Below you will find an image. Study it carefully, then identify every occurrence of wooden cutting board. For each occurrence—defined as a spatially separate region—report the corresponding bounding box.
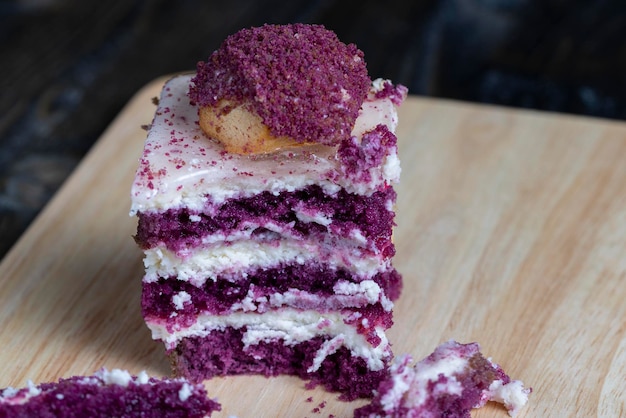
[1,76,625,417]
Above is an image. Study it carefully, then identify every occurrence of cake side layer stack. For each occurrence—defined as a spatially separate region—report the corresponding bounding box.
[131,74,404,400]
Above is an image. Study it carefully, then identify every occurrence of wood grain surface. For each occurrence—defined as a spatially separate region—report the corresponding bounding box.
[1,77,625,417]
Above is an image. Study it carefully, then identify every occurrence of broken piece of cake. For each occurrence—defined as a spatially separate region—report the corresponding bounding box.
[354,340,531,418]
[0,369,220,417]
[131,23,406,400]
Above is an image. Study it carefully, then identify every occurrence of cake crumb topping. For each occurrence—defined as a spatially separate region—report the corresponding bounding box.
[189,23,370,147]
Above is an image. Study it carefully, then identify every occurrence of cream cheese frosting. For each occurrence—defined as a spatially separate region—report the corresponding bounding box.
[130,75,401,215]
[143,239,392,287]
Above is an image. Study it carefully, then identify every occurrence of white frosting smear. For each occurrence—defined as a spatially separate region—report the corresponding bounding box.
[130,74,401,215]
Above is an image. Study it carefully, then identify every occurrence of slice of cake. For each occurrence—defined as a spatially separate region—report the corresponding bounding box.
[0,369,220,418]
[131,24,406,400]
[354,340,531,418]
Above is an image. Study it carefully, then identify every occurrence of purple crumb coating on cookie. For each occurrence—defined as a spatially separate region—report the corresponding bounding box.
[337,124,398,184]
[374,80,409,106]
[141,266,402,320]
[171,329,388,400]
[188,23,370,145]
[0,372,220,418]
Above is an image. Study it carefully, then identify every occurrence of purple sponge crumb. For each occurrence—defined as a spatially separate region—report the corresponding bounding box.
[141,266,402,320]
[337,124,398,184]
[188,24,370,145]
[171,329,388,400]
[0,370,220,418]
[135,185,396,256]
[374,80,409,105]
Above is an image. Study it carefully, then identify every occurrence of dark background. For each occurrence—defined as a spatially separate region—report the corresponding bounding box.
[1,0,625,258]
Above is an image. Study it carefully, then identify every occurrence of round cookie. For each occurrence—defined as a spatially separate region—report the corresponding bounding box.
[189,24,370,154]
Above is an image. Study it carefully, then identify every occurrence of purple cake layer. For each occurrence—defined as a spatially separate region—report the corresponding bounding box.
[142,265,402,319]
[170,328,388,401]
[135,185,396,257]
[0,370,220,418]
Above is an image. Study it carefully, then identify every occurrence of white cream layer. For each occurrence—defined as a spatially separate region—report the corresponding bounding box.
[143,239,391,287]
[146,308,390,371]
[130,75,401,215]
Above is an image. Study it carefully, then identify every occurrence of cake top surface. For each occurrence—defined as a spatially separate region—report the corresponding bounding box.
[188,23,370,146]
[131,75,402,214]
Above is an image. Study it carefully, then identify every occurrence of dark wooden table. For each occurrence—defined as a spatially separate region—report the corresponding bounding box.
[1,0,625,258]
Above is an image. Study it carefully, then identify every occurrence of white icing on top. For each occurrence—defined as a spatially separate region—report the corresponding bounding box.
[130,74,401,215]
[1,387,19,399]
[145,308,391,370]
[136,370,150,385]
[178,382,193,402]
[26,381,40,398]
[0,368,199,407]
[0,382,41,406]
[98,369,132,386]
